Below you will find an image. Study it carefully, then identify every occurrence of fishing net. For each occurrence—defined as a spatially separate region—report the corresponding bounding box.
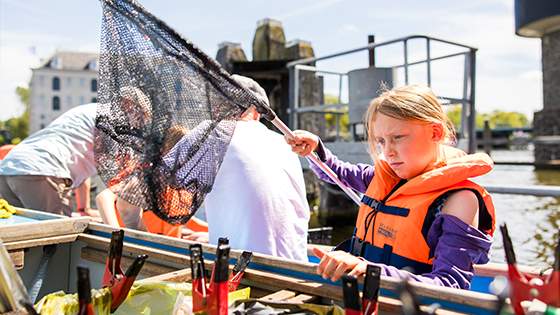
[95,0,273,225]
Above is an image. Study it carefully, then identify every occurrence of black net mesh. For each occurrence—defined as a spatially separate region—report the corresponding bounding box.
[95,0,268,225]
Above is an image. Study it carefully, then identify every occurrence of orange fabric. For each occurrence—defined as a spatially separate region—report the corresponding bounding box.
[0,144,15,160]
[114,197,182,238]
[107,157,185,238]
[185,217,208,232]
[143,210,182,238]
[112,202,127,228]
[355,146,496,266]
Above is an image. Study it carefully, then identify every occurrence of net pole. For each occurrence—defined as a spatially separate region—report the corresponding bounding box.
[270,117,362,205]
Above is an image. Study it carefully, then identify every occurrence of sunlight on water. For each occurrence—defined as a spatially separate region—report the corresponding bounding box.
[473,149,560,268]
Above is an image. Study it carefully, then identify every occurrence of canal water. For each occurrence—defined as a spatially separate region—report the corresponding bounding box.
[473,149,560,268]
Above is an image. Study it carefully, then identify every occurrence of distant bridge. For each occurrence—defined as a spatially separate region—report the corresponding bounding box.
[475,126,532,148]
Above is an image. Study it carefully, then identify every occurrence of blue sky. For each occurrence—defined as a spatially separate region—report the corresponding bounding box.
[0,0,543,121]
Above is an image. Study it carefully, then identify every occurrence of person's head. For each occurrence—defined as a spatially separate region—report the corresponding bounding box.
[364,85,456,179]
[162,125,189,156]
[120,86,151,128]
[231,74,269,122]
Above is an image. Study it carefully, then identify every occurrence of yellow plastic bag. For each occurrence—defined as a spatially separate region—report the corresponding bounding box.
[34,287,112,315]
[0,199,15,218]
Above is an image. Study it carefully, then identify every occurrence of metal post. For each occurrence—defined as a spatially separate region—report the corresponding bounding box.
[368,35,375,67]
[404,40,409,85]
[289,66,298,130]
[426,38,432,86]
[468,49,477,153]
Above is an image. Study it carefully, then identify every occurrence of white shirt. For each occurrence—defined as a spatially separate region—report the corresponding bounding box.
[204,120,310,261]
[0,103,97,188]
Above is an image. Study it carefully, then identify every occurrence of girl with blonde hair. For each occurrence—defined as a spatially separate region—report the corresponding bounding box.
[286,85,495,289]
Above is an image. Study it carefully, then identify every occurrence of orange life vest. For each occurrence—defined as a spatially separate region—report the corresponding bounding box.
[342,146,495,274]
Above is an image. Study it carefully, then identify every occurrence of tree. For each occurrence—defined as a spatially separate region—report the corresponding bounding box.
[446,106,530,130]
[324,94,349,140]
[6,111,29,143]
[16,86,30,111]
[3,86,30,142]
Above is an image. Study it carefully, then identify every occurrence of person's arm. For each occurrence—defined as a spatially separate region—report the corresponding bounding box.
[75,177,91,215]
[95,189,121,227]
[313,214,492,289]
[184,232,209,243]
[286,130,374,194]
[115,198,148,232]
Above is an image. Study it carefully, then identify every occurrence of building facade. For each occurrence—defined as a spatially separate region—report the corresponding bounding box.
[29,51,99,134]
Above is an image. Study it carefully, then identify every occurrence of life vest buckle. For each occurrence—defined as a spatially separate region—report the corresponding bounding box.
[351,237,366,257]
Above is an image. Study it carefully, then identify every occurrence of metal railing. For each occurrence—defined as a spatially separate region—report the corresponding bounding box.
[287,34,479,153]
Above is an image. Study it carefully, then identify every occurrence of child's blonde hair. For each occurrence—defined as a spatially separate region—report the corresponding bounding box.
[364,85,456,166]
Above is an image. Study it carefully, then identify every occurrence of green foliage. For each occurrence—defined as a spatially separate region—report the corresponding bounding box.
[324,94,349,139]
[446,106,530,130]
[2,86,30,141]
[15,86,30,110]
[6,111,29,141]
[480,110,529,128]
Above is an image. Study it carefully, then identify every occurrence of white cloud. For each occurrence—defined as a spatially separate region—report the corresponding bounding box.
[0,42,42,120]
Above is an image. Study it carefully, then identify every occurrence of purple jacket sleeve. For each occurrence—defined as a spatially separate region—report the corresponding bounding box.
[309,139,375,194]
[365,214,493,289]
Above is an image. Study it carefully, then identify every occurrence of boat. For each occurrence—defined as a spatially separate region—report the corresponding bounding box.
[0,208,554,315]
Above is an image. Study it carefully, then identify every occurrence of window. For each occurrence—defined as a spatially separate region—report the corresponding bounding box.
[40,115,45,120]
[50,57,61,68]
[67,78,72,87]
[40,124,45,129]
[80,78,85,87]
[53,77,60,91]
[67,96,72,106]
[91,79,98,92]
[88,59,98,70]
[80,97,85,105]
[39,76,45,87]
[39,95,45,107]
[91,97,97,103]
[53,96,60,110]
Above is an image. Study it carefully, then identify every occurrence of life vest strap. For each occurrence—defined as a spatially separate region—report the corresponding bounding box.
[335,237,433,275]
[361,195,410,217]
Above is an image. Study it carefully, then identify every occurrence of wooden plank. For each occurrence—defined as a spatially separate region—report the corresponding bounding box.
[289,294,319,304]
[14,208,68,220]
[141,268,192,283]
[260,290,297,301]
[81,246,178,278]
[8,249,24,270]
[78,234,192,266]
[474,262,541,278]
[241,266,343,301]
[0,217,91,243]
[3,234,78,251]
[377,295,470,315]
